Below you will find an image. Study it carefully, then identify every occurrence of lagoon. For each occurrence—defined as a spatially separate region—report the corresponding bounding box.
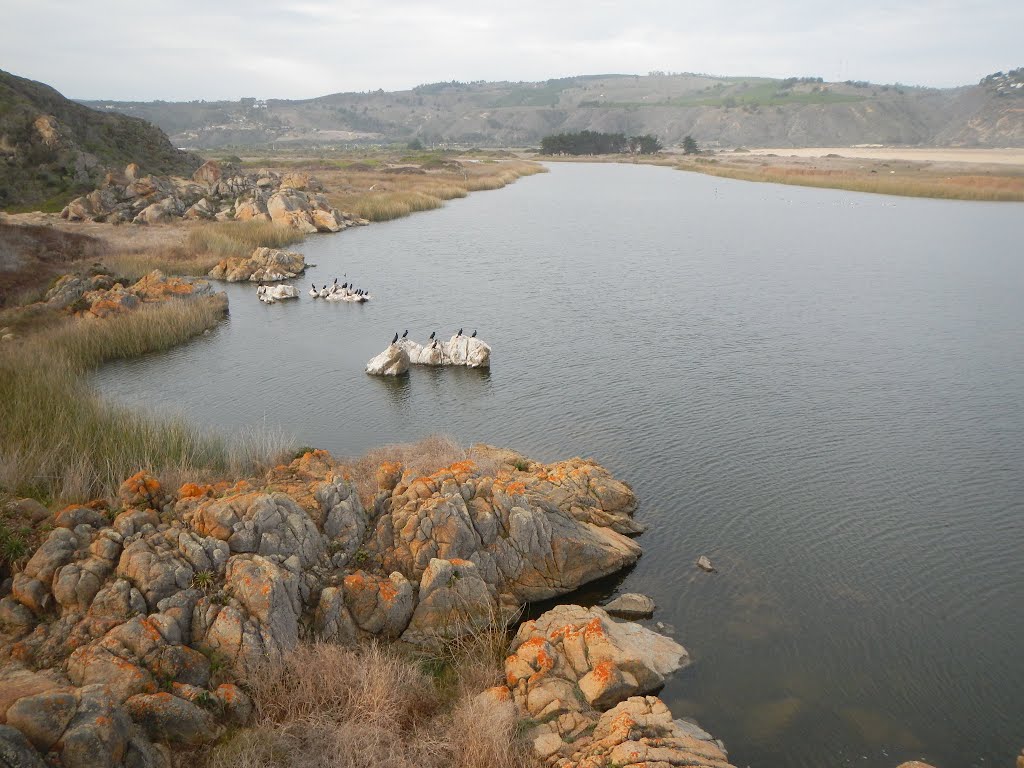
[94,162,1024,768]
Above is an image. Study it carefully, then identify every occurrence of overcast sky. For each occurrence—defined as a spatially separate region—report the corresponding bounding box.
[3,0,1020,101]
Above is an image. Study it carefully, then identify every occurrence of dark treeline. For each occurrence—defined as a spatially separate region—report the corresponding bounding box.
[540,131,662,155]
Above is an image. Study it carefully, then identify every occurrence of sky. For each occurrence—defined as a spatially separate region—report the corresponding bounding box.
[2,0,1021,101]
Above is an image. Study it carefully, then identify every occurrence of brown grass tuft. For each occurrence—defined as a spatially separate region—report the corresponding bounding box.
[192,641,531,768]
[186,221,307,259]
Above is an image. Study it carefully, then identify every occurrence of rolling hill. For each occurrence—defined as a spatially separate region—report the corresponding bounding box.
[80,70,1024,150]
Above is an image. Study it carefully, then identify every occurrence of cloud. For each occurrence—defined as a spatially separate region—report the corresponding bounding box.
[1,0,1020,100]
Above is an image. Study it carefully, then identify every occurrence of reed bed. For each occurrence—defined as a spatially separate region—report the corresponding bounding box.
[186,220,307,259]
[0,298,292,503]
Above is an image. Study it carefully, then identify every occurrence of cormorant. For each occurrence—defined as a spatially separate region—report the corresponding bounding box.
[457,328,463,337]
[391,332,399,345]
[401,330,408,338]
[471,330,477,338]
[429,331,436,341]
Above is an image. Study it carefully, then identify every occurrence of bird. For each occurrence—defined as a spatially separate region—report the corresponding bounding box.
[319,284,329,298]
[471,330,477,338]
[401,330,408,338]
[391,332,399,345]
[428,331,436,341]
[309,283,319,298]
[333,277,338,287]
[457,328,463,337]
[342,282,348,289]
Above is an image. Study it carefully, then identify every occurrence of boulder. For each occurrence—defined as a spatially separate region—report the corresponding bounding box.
[0,724,48,768]
[257,284,299,301]
[603,593,656,620]
[697,555,715,572]
[342,570,414,639]
[365,343,409,376]
[400,558,518,647]
[191,160,222,187]
[124,692,220,745]
[266,189,319,233]
[207,247,305,283]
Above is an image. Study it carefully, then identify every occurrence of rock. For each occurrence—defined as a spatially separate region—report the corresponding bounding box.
[256,284,299,301]
[697,555,715,572]
[208,247,305,283]
[400,558,517,647]
[5,499,50,525]
[54,505,108,530]
[0,724,48,768]
[183,198,215,220]
[191,160,222,187]
[370,456,642,600]
[365,343,409,376]
[233,197,270,223]
[133,198,181,225]
[124,693,220,745]
[58,685,135,768]
[603,593,656,620]
[118,472,165,510]
[342,570,414,639]
[124,163,141,181]
[5,689,78,752]
[403,335,491,369]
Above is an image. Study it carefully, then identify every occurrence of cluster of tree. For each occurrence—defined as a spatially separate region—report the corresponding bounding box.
[539,131,662,155]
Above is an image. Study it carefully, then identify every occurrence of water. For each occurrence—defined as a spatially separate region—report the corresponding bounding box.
[94,163,1024,768]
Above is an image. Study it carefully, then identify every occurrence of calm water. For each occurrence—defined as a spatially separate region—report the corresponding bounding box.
[94,163,1024,768]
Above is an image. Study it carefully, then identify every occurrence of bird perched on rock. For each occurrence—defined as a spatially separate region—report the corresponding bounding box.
[428,331,436,341]
[457,328,463,337]
[471,330,477,338]
[401,330,408,338]
[391,332,399,345]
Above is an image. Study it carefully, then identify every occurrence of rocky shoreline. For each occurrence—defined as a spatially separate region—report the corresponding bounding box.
[0,444,737,768]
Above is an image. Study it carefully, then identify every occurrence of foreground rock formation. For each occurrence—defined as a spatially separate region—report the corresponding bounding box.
[208,246,305,283]
[0,447,644,766]
[60,161,368,232]
[366,334,492,376]
[486,604,734,767]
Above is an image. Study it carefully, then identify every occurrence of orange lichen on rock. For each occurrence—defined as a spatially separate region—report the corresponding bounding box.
[119,471,164,509]
[178,482,215,499]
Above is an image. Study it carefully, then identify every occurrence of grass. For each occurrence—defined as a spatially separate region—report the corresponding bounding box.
[0,297,293,504]
[186,221,307,260]
[100,248,222,282]
[188,640,530,768]
[675,159,1024,201]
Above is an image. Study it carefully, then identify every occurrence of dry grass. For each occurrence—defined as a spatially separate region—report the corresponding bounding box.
[191,641,530,768]
[0,298,294,503]
[674,158,1024,201]
[336,434,499,507]
[186,220,307,259]
[100,248,222,281]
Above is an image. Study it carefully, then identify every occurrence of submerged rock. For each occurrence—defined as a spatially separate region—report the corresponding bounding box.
[697,555,715,572]
[604,593,656,620]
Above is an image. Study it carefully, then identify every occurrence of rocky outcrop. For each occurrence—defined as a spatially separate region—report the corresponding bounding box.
[256,284,299,303]
[603,593,655,620]
[493,604,732,768]
[59,160,368,232]
[39,270,223,320]
[367,335,492,375]
[0,447,645,765]
[208,247,305,283]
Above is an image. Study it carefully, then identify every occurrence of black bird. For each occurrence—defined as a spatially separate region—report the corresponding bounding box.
[342,282,348,289]
[457,328,463,337]
[471,330,477,338]
[391,332,399,345]
[333,277,338,286]
[402,330,408,338]
[429,331,436,341]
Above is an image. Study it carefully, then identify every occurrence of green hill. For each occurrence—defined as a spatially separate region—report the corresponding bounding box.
[0,69,200,211]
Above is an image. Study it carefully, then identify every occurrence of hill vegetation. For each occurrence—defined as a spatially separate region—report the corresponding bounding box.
[80,69,1024,150]
[0,69,200,211]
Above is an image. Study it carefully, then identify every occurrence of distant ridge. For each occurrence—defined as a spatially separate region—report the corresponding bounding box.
[80,70,1024,150]
[0,69,200,211]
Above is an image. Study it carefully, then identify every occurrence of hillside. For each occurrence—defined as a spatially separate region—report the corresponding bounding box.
[0,69,200,211]
[80,71,1024,150]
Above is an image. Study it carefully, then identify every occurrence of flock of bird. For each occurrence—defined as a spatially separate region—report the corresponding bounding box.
[309,277,372,302]
[390,328,477,347]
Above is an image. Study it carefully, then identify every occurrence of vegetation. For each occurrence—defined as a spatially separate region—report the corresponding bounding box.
[540,131,662,155]
[186,220,307,259]
[682,135,699,155]
[0,297,293,504]
[189,639,530,768]
[0,68,199,210]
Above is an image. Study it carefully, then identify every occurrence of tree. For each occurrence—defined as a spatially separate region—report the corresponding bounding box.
[682,135,699,155]
[407,138,424,150]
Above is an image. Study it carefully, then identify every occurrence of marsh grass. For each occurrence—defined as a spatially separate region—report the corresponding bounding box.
[0,298,292,503]
[100,249,222,281]
[322,158,545,223]
[190,640,530,768]
[675,160,1024,201]
[186,221,307,259]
